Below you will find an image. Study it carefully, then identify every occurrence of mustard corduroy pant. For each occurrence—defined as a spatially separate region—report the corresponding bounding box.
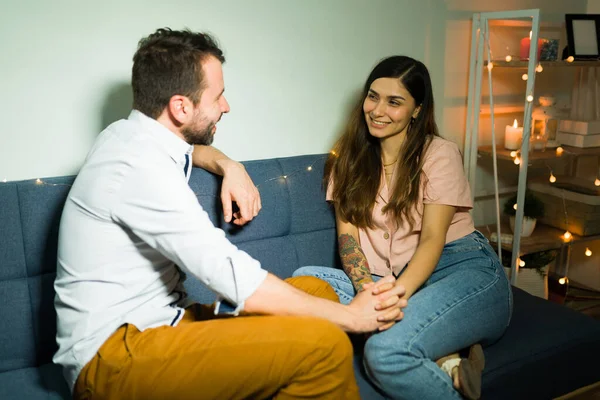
[74,276,360,400]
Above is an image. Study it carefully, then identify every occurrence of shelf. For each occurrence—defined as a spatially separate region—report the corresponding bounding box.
[478,145,571,162]
[477,145,600,161]
[477,222,576,255]
[488,20,563,30]
[479,103,524,115]
[484,60,600,69]
[558,146,600,156]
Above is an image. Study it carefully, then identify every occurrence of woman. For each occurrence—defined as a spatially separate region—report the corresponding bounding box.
[294,56,512,400]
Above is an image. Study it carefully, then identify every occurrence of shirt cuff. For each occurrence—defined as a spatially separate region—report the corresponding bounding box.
[214,297,245,316]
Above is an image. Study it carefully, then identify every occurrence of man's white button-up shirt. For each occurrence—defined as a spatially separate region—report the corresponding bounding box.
[53,110,267,391]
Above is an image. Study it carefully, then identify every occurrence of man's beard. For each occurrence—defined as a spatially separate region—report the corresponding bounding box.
[181,109,216,146]
[182,122,214,146]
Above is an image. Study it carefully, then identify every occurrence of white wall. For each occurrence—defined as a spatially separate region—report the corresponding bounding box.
[588,0,600,13]
[0,0,446,181]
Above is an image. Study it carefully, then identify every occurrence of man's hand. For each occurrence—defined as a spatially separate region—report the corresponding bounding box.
[217,159,261,225]
[346,276,407,333]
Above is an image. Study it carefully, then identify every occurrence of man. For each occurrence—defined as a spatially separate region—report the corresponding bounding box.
[54,28,406,399]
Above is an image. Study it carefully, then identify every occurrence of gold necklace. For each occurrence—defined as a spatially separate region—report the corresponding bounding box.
[383,159,398,167]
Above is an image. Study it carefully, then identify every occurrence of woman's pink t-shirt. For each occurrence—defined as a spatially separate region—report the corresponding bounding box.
[327,137,475,277]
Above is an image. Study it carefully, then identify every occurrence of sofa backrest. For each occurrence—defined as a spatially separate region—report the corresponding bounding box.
[0,154,338,372]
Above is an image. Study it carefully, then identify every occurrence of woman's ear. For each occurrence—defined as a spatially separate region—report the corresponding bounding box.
[412,105,422,119]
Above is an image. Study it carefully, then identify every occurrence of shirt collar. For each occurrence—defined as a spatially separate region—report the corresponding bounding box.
[128,110,194,163]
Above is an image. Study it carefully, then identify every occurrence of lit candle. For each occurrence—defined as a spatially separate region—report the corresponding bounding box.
[520,31,543,60]
[505,119,523,150]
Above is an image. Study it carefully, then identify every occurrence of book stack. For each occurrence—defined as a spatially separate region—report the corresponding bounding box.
[557,120,600,148]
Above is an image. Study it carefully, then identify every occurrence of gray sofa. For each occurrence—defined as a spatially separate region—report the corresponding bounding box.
[1,154,599,399]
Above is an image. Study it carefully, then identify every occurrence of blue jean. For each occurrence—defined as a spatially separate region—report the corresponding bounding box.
[293,230,512,400]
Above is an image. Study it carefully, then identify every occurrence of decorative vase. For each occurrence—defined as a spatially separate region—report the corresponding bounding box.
[509,216,537,237]
[504,265,549,299]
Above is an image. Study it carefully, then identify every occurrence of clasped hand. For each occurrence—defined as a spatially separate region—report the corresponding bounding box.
[348,276,407,333]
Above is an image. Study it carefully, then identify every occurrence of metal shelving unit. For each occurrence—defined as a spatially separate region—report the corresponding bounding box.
[464,9,541,285]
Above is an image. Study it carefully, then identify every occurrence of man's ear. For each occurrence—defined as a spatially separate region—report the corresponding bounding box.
[168,95,192,126]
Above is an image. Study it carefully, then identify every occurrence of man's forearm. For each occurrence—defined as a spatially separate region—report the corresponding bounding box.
[192,145,238,175]
[338,233,374,292]
[244,273,357,332]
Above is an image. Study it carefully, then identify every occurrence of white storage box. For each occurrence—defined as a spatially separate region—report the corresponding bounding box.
[558,120,600,135]
[557,131,600,148]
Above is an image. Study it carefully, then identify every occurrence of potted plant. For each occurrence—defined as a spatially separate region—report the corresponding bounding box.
[501,250,556,299]
[504,190,545,237]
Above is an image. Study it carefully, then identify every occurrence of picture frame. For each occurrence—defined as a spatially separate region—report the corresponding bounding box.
[565,14,600,60]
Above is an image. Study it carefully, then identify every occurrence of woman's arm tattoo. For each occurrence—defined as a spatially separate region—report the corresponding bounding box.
[338,233,374,292]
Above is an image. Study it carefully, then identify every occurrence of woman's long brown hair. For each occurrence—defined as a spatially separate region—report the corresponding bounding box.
[324,56,440,230]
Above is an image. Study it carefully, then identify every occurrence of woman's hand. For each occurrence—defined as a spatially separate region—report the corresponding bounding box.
[347,276,408,332]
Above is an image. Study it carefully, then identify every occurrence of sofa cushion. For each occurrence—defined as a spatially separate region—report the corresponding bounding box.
[0,278,37,372]
[0,178,74,373]
[190,159,291,244]
[0,364,70,400]
[0,184,27,282]
[279,155,336,234]
[482,287,600,399]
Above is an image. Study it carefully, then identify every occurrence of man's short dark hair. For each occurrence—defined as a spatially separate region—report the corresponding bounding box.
[132,28,225,119]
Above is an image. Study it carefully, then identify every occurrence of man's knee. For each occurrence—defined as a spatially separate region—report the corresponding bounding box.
[309,318,354,364]
[285,275,339,302]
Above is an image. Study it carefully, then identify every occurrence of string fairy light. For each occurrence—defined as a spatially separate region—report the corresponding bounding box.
[11,156,326,197]
[514,156,521,165]
[546,164,556,183]
[585,248,592,257]
[556,146,564,156]
[535,64,543,73]
[522,74,528,81]
[526,95,534,102]
[558,277,568,285]
[254,156,325,188]
[510,151,517,158]
[595,178,600,187]
[566,56,574,63]
[505,55,512,62]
